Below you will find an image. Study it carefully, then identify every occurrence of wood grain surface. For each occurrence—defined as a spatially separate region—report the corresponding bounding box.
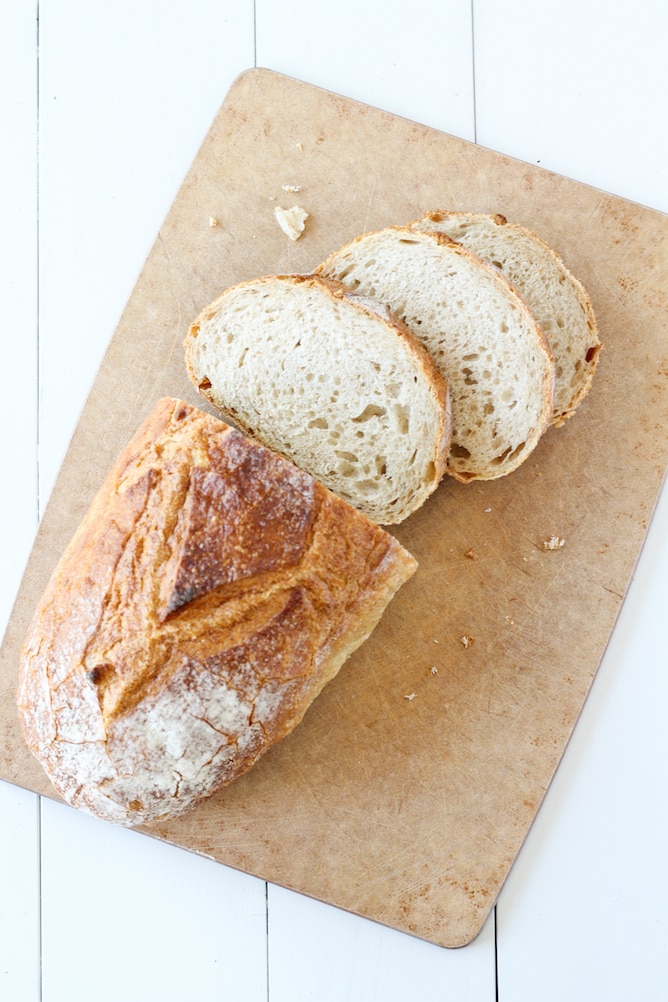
[1,68,667,948]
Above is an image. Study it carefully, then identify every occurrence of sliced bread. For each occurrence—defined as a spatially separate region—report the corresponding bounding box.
[316,226,555,482]
[409,211,601,426]
[184,273,452,524]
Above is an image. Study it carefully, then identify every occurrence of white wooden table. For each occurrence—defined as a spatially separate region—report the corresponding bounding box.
[2,2,667,998]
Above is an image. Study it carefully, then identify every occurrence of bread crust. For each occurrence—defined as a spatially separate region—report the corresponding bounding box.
[17,398,417,827]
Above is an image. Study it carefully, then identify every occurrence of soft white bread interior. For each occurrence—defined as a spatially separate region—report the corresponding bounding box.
[409,211,601,425]
[17,398,417,828]
[185,273,452,524]
[317,226,555,482]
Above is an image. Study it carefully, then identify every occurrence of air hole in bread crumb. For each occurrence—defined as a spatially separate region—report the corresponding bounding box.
[463,368,477,385]
[450,443,471,459]
[355,479,379,494]
[308,417,329,429]
[393,403,410,434]
[492,445,513,466]
[353,404,387,422]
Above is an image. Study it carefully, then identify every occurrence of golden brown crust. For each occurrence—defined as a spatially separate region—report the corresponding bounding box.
[17,398,417,827]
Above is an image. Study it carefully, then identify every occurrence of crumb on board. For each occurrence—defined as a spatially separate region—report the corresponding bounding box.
[404,692,417,701]
[464,548,478,560]
[460,635,474,649]
[430,666,439,676]
[274,204,308,240]
[543,535,566,550]
[282,183,302,192]
[208,216,219,227]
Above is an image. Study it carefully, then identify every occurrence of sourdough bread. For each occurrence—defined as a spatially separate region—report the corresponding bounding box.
[17,398,417,827]
[317,227,554,482]
[185,273,452,524]
[409,211,601,425]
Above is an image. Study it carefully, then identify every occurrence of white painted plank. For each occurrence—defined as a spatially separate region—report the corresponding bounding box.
[256,6,496,996]
[268,886,496,1002]
[40,799,268,1002]
[36,5,266,1001]
[473,0,668,212]
[472,1,668,995]
[256,0,475,140]
[0,1,40,997]
[38,0,256,507]
[0,0,38,634]
[0,783,40,1002]
[496,480,668,1000]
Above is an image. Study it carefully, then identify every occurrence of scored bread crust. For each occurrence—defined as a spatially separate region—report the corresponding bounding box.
[410,211,602,426]
[316,226,555,482]
[17,398,417,828]
[184,272,452,524]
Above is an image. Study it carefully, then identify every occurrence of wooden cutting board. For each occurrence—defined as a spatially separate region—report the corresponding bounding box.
[2,68,667,948]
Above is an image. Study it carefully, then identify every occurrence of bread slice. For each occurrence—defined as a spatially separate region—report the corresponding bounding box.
[17,398,417,828]
[317,226,554,482]
[409,211,601,426]
[184,273,452,524]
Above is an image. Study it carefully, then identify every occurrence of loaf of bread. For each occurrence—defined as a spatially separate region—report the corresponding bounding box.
[316,226,555,482]
[184,272,452,524]
[408,211,601,425]
[17,398,417,828]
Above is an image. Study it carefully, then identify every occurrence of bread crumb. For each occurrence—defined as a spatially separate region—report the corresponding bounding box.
[484,507,492,513]
[208,216,219,228]
[282,183,302,192]
[464,548,478,560]
[404,692,416,701]
[274,205,308,241]
[543,536,566,550]
[430,666,439,676]
[460,635,474,649]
